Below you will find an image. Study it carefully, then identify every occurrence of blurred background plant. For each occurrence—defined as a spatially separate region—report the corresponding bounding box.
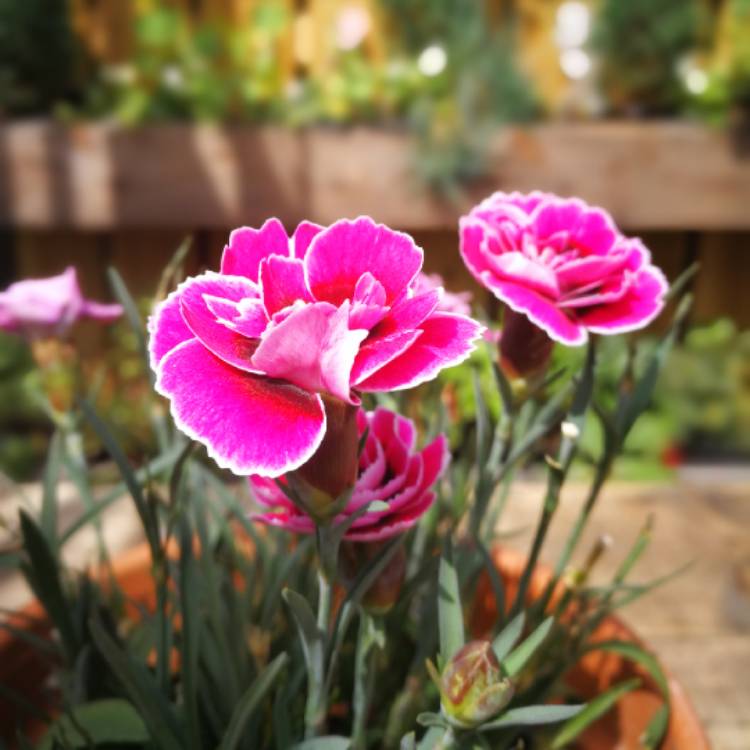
[5,0,749,184]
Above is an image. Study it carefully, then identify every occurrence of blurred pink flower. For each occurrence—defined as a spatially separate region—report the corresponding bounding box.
[251,407,449,541]
[459,191,668,346]
[0,267,122,338]
[413,272,473,316]
[149,217,482,478]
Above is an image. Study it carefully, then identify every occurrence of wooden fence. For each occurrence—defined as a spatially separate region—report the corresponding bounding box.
[2,120,749,327]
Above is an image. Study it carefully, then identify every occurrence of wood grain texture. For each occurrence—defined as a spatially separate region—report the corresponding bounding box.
[2,121,750,230]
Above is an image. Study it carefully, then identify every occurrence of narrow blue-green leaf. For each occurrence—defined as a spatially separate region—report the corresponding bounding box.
[416,712,446,728]
[40,431,63,551]
[551,678,641,749]
[291,737,351,749]
[80,399,157,551]
[283,589,324,682]
[479,703,584,731]
[108,266,150,380]
[218,652,289,750]
[616,294,691,438]
[60,445,184,545]
[179,516,201,750]
[502,616,553,677]
[88,616,184,750]
[581,640,670,749]
[19,510,78,661]
[438,551,464,662]
[37,699,148,749]
[491,611,525,663]
[642,703,670,749]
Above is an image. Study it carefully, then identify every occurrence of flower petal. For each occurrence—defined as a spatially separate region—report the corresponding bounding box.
[259,256,312,316]
[252,302,369,403]
[221,218,291,281]
[156,339,326,476]
[480,274,587,346]
[148,287,195,369]
[305,217,423,305]
[344,491,436,542]
[578,266,668,335]
[179,272,262,372]
[357,313,483,391]
[351,329,422,385]
[292,221,324,259]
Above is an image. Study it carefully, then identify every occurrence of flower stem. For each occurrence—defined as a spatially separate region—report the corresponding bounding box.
[351,610,378,750]
[305,569,333,738]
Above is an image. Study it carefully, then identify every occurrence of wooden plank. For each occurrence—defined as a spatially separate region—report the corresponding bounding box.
[0,122,308,230]
[2,122,750,230]
[309,123,750,231]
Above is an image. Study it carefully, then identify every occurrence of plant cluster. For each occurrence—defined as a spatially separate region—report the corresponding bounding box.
[1,192,693,749]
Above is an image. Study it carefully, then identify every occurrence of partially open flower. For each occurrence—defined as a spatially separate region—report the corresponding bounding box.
[0,267,122,339]
[251,407,449,541]
[428,641,514,728]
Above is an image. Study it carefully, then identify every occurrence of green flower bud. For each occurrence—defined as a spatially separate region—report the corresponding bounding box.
[428,641,514,728]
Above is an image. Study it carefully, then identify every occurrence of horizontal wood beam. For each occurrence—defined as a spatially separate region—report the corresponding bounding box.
[1,121,749,230]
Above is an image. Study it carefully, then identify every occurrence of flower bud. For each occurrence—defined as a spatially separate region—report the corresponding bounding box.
[340,541,406,614]
[293,395,359,518]
[429,641,514,727]
[498,308,554,381]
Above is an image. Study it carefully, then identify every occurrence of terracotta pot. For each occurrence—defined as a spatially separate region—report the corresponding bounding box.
[1,543,709,748]
[472,546,710,750]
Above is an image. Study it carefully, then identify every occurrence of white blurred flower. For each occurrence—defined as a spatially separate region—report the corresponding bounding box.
[102,64,136,86]
[677,55,709,95]
[161,65,184,91]
[418,45,447,77]
[560,48,591,80]
[555,1,591,50]
[335,5,371,51]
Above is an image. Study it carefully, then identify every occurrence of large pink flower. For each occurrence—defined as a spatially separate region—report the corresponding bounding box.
[459,192,668,346]
[149,217,482,477]
[251,407,449,541]
[0,267,122,338]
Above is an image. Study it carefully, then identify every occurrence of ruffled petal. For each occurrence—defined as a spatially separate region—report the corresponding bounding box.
[357,313,484,391]
[578,266,668,335]
[221,218,291,281]
[148,287,195,370]
[372,289,440,337]
[292,221,324,259]
[179,272,262,372]
[156,339,326,476]
[305,217,423,305]
[252,302,368,403]
[259,256,312,316]
[351,329,421,385]
[479,274,587,346]
[344,491,436,542]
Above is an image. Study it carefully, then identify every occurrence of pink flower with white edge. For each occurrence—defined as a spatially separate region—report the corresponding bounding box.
[0,267,122,338]
[149,217,482,478]
[251,407,449,541]
[459,192,668,346]
[413,272,473,317]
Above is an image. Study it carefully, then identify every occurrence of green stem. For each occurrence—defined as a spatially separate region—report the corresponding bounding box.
[305,569,333,738]
[351,611,378,750]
